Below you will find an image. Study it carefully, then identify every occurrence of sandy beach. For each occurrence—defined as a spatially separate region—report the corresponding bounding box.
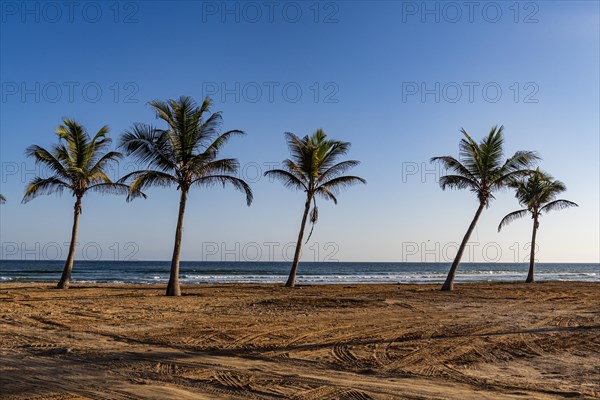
[1,282,598,399]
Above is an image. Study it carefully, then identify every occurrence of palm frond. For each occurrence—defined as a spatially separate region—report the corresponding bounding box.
[194,112,224,150]
[119,123,176,171]
[88,151,123,176]
[438,175,479,191]
[148,99,176,127]
[430,156,475,181]
[86,182,146,200]
[479,125,505,175]
[318,160,360,182]
[264,169,307,191]
[498,209,529,232]
[282,159,308,182]
[201,129,245,158]
[284,132,308,165]
[88,125,112,161]
[314,186,338,204]
[192,175,253,206]
[190,158,239,177]
[319,140,351,170]
[119,170,178,194]
[317,175,367,194]
[458,128,483,177]
[22,177,71,203]
[25,145,67,176]
[493,151,540,187]
[540,199,578,213]
[85,170,113,186]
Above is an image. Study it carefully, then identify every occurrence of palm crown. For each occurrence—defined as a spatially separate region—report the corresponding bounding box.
[431,125,539,206]
[22,119,133,203]
[119,96,252,204]
[498,168,578,231]
[265,129,366,241]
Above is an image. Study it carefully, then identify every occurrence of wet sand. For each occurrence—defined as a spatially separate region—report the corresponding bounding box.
[1,282,598,399]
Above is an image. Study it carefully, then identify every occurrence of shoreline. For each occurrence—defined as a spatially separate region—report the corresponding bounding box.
[2,282,599,399]
[2,279,599,288]
[3,261,598,286]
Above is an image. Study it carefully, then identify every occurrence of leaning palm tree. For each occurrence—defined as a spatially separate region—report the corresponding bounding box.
[0,194,5,204]
[23,119,136,289]
[119,96,253,296]
[431,125,539,291]
[265,129,366,287]
[498,169,577,283]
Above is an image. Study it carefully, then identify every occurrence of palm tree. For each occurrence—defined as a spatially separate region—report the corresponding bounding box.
[119,96,253,296]
[22,119,136,289]
[265,129,366,287]
[0,195,5,204]
[498,169,577,283]
[431,125,539,291]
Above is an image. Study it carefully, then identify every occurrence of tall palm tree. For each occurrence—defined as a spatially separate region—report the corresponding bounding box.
[119,96,253,296]
[0,194,5,204]
[22,119,136,289]
[431,125,539,291]
[498,169,577,283]
[265,129,366,287]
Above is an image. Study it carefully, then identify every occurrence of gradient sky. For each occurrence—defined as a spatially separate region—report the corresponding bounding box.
[1,1,598,263]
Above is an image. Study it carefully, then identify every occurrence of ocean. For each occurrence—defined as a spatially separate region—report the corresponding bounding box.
[0,260,598,284]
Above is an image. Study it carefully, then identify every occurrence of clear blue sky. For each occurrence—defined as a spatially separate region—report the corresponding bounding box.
[1,1,598,263]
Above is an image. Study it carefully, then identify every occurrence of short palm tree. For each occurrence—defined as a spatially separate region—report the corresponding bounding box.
[23,119,136,289]
[265,129,366,287]
[0,194,5,204]
[431,125,539,291]
[119,96,253,296]
[498,169,577,283]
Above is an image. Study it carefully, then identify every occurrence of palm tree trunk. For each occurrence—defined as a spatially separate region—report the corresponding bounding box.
[286,196,312,287]
[166,189,188,296]
[441,202,486,291]
[526,216,539,284]
[57,196,82,289]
